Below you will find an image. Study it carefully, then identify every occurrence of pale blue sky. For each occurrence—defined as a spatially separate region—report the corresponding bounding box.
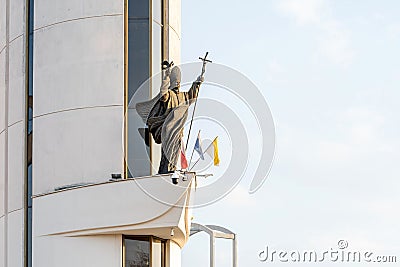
[181,1,400,266]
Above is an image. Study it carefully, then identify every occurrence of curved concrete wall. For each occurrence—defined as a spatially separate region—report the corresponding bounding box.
[32,1,125,195]
[1,0,28,266]
[1,0,182,266]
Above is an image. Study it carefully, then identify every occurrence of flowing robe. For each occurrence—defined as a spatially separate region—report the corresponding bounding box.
[136,75,201,173]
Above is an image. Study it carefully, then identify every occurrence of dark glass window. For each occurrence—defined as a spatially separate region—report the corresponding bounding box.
[127,0,153,178]
[128,0,150,101]
[124,236,166,267]
[26,0,34,266]
[125,237,150,267]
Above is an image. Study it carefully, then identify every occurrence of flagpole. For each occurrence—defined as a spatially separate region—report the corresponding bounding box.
[185,52,212,151]
[188,130,201,168]
[189,136,218,171]
[185,90,199,151]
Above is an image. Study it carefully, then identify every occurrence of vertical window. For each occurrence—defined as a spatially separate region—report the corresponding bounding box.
[126,0,163,177]
[26,0,34,266]
[127,0,151,178]
[124,236,166,267]
[128,0,150,101]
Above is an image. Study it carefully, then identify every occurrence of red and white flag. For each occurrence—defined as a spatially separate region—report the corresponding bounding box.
[180,138,188,169]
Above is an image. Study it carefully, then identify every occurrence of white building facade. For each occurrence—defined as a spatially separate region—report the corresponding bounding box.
[0,0,201,266]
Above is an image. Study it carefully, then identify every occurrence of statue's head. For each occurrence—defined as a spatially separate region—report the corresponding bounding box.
[169,66,181,91]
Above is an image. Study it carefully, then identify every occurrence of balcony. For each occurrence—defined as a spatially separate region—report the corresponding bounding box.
[32,172,196,247]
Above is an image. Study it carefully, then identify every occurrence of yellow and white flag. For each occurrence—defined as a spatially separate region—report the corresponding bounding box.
[212,137,220,166]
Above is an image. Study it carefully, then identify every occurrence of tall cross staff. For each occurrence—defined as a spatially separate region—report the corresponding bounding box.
[185,52,212,151]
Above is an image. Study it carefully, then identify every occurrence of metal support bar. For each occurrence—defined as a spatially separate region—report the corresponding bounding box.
[214,232,235,239]
[233,236,238,267]
[210,234,215,267]
[190,223,238,267]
